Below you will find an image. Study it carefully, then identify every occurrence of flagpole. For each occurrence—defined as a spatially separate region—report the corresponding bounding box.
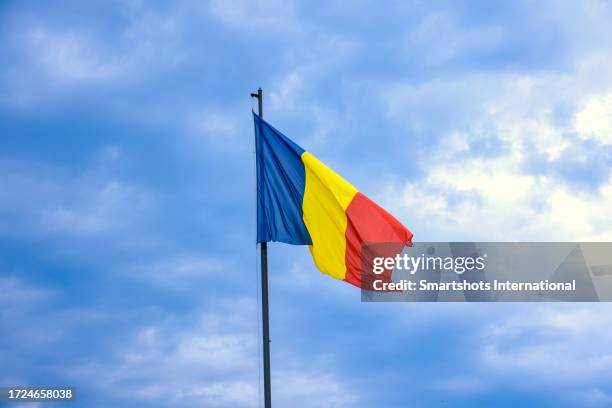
[251,87,272,408]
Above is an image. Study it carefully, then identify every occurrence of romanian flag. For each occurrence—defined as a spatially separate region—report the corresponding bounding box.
[254,113,413,288]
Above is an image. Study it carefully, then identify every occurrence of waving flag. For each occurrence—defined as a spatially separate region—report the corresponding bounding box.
[254,113,413,288]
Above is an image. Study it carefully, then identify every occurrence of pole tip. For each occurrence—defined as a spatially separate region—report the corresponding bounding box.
[251,88,263,98]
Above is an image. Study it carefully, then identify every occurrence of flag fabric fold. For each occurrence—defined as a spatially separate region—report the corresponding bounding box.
[254,112,413,288]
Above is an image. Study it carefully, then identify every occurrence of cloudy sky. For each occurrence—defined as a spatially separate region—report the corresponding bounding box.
[1,0,612,407]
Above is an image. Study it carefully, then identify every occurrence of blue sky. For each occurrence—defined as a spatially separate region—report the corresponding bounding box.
[2,0,612,407]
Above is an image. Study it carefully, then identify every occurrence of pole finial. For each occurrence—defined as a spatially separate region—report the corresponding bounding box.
[251,88,263,118]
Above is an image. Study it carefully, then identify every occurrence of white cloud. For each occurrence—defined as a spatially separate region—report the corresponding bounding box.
[175,333,256,371]
[428,304,612,405]
[385,163,612,241]
[72,301,259,407]
[379,55,612,241]
[63,297,359,408]
[275,370,359,408]
[171,381,258,407]
[575,93,612,144]
[269,71,304,109]
[571,389,612,407]
[373,22,612,246]
[0,276,53,319]
[1,2,194,107]
[123,255,231,288]
[0,158,155,239]
[207,0,301,35]
[480,305,612,385]
[404,9,507,65]
[433,376,485,395]
[186,109,244,152]
[25,26,126,83]
[43,181,153,236]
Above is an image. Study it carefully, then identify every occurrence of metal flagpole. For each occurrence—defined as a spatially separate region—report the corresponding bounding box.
[251,88,272,408]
